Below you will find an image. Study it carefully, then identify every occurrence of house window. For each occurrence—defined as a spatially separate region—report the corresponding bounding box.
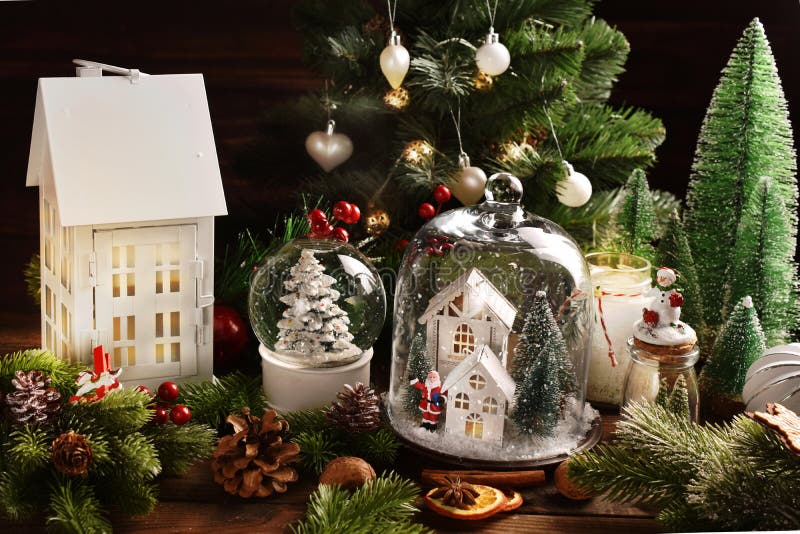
[465,413,483,439]
[469,374,486,390]
[482,397,498,415]
[454,393,469,410]
[452,323,475,355]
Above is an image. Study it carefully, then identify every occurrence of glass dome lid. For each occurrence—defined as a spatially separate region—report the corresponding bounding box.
[249,238,386,368]
[387,173,601,466]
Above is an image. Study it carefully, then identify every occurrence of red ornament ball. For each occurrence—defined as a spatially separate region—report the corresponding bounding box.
[170,404,192,426]
[135,385,152,397]
[311,220,333,236]
[157,381,180,402]
[308,209,327,224]
[333,227,350,242]
[433,185,451,204]
[418,203,436,220]
[153,406,169,425]
[395,239,410,251]
[213,304,249,371]
[332,201,353,222]
[346,204,361,224]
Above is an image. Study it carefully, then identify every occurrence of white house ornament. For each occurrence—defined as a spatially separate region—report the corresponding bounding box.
[556,161,592,207]
[475,29,511,76]
[451,154,487,205]
[305,119,353,172]
[380,31,410,89]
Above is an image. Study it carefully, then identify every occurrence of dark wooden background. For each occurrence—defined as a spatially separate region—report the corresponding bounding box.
[1,0,799,313]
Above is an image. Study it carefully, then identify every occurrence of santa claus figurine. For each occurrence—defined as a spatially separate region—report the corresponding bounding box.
[410,370,447,431]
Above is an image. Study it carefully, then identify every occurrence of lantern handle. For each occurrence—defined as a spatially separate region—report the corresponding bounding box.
[72,59,149,84]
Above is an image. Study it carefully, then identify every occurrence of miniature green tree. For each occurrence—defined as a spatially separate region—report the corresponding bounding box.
[727,177,797,346]
[404,330,432,415]
[615,168,657,261]
[512,291,576,436]
[685,19,797,333]
[699,296,766,405]
[654,375,691,421]
[655,210,704,331]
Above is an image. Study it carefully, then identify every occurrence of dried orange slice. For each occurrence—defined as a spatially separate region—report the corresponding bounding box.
[501,489,523,511]
[425,484,507,520]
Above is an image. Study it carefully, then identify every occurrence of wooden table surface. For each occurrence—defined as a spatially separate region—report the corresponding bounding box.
[0,313,660,533]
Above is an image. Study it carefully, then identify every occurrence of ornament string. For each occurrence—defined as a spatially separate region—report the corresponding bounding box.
[485,0,499,30]
[386,0,398,32]
[542,102,564,161]
[449,104,467,161]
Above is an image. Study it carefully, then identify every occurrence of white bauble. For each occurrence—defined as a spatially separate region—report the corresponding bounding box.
[476,32,510,76]
[305,120,353,173]
[380,33,410,89]
[451,155,488,205]
[556,161,592,207]
[744,343,800,413]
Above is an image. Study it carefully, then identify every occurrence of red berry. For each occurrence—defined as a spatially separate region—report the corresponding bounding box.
[346,204,361,224]
[418,203,436,220]
[135,385,152,397]
[332,227,349,242]
[332,201,353,222]
[310,220,333,236]
[170,404,192,426]
[213,304,248,372]
[157,381,180,402]
[308,209,327,224]
[441,242,455,251]
[395,239,410,251]
[433,185,451,204]
[153,406,169,425]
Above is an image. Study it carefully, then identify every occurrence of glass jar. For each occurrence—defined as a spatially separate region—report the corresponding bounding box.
[623,338,700,422]
[387,173,601,466]
[248,238,386,368]
[586,252,652,406]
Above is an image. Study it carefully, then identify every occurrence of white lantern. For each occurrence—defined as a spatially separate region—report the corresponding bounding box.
[26,60,226,389]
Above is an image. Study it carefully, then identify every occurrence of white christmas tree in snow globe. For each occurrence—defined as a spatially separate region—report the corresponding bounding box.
[275,249,360,364]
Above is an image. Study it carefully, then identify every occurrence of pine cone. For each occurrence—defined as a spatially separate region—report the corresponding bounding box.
[5,370,62,424]
[211,408,300,498]
[52,431,93,476]
[326,383,381,433]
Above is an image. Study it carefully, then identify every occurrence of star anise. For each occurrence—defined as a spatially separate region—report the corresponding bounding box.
[428,476,480,509]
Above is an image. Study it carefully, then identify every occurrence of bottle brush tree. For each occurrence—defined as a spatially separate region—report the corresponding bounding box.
[611,168,657,262]
[685,18,797,335]
[404,330,432,415]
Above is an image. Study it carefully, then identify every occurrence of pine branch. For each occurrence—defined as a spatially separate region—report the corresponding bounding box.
[0,469,40,521]
[0,350,85,396]
[283,409,329,436]
[291,473,429,534]
[215,230,268,304]
[142,422,216,476]
[7,425,53,476]
[292,430,343,475]
[352,429,401,467]
[177,372,268,430]
[46,479,111,534]
[109,433,161,481]
[67,389,152,435]
[24,252,40,306]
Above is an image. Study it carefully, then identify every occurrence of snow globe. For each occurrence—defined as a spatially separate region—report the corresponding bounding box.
[249,238,386,412]
[387,173,601,466]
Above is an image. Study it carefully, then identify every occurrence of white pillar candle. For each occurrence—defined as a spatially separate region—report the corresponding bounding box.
[585,253,651,406]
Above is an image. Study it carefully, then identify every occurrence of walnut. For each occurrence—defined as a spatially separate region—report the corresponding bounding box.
[318,456,376,491]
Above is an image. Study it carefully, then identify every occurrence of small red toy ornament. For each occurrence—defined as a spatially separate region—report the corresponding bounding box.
[643,309,659,327]
[153,406,169,425]
[157,381,180,402]
[433,185,451,204]
[213,304,249,372]
[69,346,122,403]
[136,385,152,397]
[333,227,350,242]
[170,404,192,426]
[418,203,436,220]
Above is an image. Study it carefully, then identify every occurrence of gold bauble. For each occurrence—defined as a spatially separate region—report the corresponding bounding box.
[474,70,494,92]
[364,206,391,235]
[402,140,434,165]
[383,87,410,111]
[497,140,534,163]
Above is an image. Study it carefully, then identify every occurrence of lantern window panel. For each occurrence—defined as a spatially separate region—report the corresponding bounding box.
[465,413,484,439]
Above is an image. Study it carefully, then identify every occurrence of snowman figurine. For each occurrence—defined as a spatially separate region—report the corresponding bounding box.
[644,267,685,327]
[633,267,697,353]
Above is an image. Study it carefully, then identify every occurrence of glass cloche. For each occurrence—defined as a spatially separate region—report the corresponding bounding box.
[387,173,600,466]
[249,238,386,368]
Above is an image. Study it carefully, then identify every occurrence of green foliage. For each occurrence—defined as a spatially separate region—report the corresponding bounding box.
[47,479,111,534]
[699,297,767,399]
[284,408,400,475]
[569,402,800,531]
[291,472,430,534]
[143,422,217,476]
[654,375,691,421]
[67,389,152,434]
[404,331,432,415]
[655,210,704,332]
[0,349,85,395]
[512,292,576,436]
[24,252,40,306]
[7,425,51,475]
[727,177,797,345]
[178,371,268,430]
[607,168,656,261]
[685,19,797,332]
[215,229,269,304]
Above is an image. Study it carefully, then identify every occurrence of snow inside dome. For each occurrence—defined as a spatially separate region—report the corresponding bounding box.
[249,238,386,368]
[387,173,601,466]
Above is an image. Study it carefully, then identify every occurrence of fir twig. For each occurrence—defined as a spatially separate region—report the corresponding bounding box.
[178,372,268,430]
[47,479,111,534]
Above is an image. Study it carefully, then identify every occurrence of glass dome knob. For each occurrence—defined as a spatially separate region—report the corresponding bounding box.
[485,172,523,204]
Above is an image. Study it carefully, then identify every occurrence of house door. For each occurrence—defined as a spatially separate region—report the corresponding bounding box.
[94,225,198,382]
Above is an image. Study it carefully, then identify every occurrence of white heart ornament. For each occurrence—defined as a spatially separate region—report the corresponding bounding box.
[305,121,353,173]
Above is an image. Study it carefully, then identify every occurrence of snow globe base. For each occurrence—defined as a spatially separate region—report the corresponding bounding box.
[260,343,372,413]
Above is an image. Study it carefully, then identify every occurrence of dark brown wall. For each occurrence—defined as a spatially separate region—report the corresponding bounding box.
[1,0,799,312]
